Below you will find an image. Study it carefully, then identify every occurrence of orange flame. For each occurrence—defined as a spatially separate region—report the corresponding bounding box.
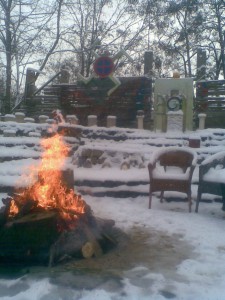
[9,133,88,228]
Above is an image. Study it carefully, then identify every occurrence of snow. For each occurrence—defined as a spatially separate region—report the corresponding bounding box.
[0,122,225,299]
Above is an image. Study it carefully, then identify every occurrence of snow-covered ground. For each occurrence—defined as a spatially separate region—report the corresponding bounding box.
[0,122,225,300]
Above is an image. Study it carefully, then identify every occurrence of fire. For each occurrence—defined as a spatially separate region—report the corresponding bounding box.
[9,133,88,228]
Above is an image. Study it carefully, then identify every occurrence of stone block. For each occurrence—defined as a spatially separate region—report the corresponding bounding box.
[15,112,25,123]
[66,115,78,125]
[4,114,16,122]
[88,115,97,127]
[107,116,116,128]
[3,129,16,137]
[24,117,35,123]
[28,132,41,137]
[39,115,49,123]
[137,115,144,129]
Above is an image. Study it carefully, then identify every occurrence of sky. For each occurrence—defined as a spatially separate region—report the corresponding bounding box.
[0,120,225,300]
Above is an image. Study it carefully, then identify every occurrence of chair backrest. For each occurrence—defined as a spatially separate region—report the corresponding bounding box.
[158,150,194,170]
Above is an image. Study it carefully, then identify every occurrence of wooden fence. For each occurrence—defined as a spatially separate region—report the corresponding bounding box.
[59,76,152,128]
[195,80,225,128]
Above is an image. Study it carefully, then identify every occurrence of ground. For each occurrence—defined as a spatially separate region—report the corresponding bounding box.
[1,193,225,300]
[1,123,225,299]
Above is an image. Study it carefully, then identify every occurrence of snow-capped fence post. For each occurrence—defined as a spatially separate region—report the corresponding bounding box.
[24,117,35,123]
[137,110,144,129]
[88,115,97,127]
[4,114,16,122]
[66,115,78,125]
[198,113,206,130]
[107,116,116,128]
[15,112,25,123]
[39,115,49,123]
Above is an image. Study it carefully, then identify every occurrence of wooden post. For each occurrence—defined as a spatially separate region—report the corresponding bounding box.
[197,48,206,80]
[144,51,153,77]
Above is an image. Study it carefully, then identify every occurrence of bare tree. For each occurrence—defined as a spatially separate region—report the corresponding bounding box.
[203,0,225,79]
[0,0,63,113]
[151,0,205,78]
[48,0,151,77]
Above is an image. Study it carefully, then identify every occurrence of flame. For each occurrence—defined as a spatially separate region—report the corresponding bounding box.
[9,133,88,229]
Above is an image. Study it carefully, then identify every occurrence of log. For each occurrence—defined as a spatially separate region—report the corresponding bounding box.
[48,217,116,264]
[0,196,116,266]
[82,222,103,258]
[16,199,38,217]
[81,241,95,258]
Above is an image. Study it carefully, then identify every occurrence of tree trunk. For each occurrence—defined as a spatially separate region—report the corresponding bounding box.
[4,1,13,113]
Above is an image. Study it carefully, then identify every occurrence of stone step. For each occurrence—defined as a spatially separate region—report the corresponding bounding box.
[75,180,149,198]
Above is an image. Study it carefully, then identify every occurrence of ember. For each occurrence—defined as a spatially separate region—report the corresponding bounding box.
[0,133,115,265]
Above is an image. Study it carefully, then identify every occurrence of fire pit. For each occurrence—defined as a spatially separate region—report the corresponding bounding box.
[0,133,115,266]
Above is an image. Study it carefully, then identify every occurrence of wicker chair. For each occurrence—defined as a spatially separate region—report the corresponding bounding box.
[148,147,197,212]
[195,151,225,213]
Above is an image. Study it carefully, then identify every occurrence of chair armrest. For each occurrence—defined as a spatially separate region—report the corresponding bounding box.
[199,152,225,181]
[148,161,156,178]
[189,164,196,181]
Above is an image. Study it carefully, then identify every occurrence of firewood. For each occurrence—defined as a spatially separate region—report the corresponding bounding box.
[82,223,103,258]
[17,199,38,217]
[81,241,95,258]
[81,240,104,259]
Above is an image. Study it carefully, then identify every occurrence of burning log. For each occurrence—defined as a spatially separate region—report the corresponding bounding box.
[0,197,116,266]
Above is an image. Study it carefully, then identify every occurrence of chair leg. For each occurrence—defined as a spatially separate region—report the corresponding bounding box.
[160,191,164,203]
[195,188,201,213]
[149,187,152,209]
[220,184,225,211]
[188,192,192,213]
[222,198,225,211]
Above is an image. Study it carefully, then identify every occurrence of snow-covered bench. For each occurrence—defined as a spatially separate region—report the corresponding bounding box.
[195,151,225,212]
[148,147,197,212]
